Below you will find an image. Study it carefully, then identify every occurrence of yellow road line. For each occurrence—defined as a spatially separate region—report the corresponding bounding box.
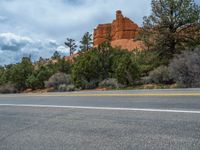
[0,93,200,97]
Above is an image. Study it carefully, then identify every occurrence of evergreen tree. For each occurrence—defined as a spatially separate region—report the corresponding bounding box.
[51,51,61,60]
[8,57,34,90]
[64,38,77,56]
[56,58,71,74]
[139,0,200,58]
[79,32,93,52]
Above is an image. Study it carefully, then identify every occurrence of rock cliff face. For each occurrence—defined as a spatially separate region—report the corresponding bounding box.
[94,24,111,46]
[93,10,143,50]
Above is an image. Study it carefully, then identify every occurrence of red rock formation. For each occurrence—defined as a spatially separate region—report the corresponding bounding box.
[111,10,139,40]
[111,39,145,50]
[93,24,111,46]
[93,10,143,51]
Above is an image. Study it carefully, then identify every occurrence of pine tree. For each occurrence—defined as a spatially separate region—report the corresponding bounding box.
[64,38,77,56]
[139,0,200,58]
[51,51,61,60]
[79,32,93,52]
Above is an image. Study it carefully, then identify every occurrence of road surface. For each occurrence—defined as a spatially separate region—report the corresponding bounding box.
[0,89,200,150]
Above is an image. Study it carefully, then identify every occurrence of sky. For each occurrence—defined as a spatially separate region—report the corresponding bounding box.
[0,0,199,65]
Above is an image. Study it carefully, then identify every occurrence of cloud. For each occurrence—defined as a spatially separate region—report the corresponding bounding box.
[55,45,69,54]
[0,0,152,41]
[0,32,68,65]
[0,32,32,51]
[0,16,8,22]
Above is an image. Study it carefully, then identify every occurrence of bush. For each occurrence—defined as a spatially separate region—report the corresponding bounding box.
[72,44,117,89]
[44,73,72,89]
[56,58,71,74]
[58,84,75,92]
[71,49,105,89]
[112,53,139,85]
[26,74,41,90]
[81,80,100,89]
[72,44,140,88]
[0,67,6,86]
[134,50,166,77]
[99,78,123,89]
[0,83,18,94]
[144,66,173,84]
[169,48,200,87]
[5,57,34,90]
[26,65,56,89]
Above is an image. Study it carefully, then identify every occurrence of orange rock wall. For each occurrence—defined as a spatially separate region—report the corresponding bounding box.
[94,10,143,50]
[93,24,111,46]
[111,39,145,51]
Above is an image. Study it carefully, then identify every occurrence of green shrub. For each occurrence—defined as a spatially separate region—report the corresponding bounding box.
[44,73,72,89]
[72,49,104,89]
[133,50,165,77]
[72,44,140,88]
[112,53,139,85]
[72,44,115,89]
[26,65,56,89]
[144,66,173,84]
[58,84,75,92]
[26,74,41,90]
[56,58,71,74]
[99,78,123,89]
[81,80,100,89]
[6,57,34,90]
[0,67,6,86]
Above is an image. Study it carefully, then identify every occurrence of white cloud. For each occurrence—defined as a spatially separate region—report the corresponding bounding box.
[55,45,69,54]
[0,32,68,65]
[0,0,152,41]
[0,32,32,51]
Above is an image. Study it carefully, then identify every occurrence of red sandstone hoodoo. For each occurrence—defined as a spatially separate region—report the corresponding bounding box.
[93,10,144,51]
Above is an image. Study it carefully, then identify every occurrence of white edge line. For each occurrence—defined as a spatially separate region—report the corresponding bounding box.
[0,104,200,114]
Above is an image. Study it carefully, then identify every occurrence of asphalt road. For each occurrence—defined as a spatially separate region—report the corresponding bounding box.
[0,89,200,150]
